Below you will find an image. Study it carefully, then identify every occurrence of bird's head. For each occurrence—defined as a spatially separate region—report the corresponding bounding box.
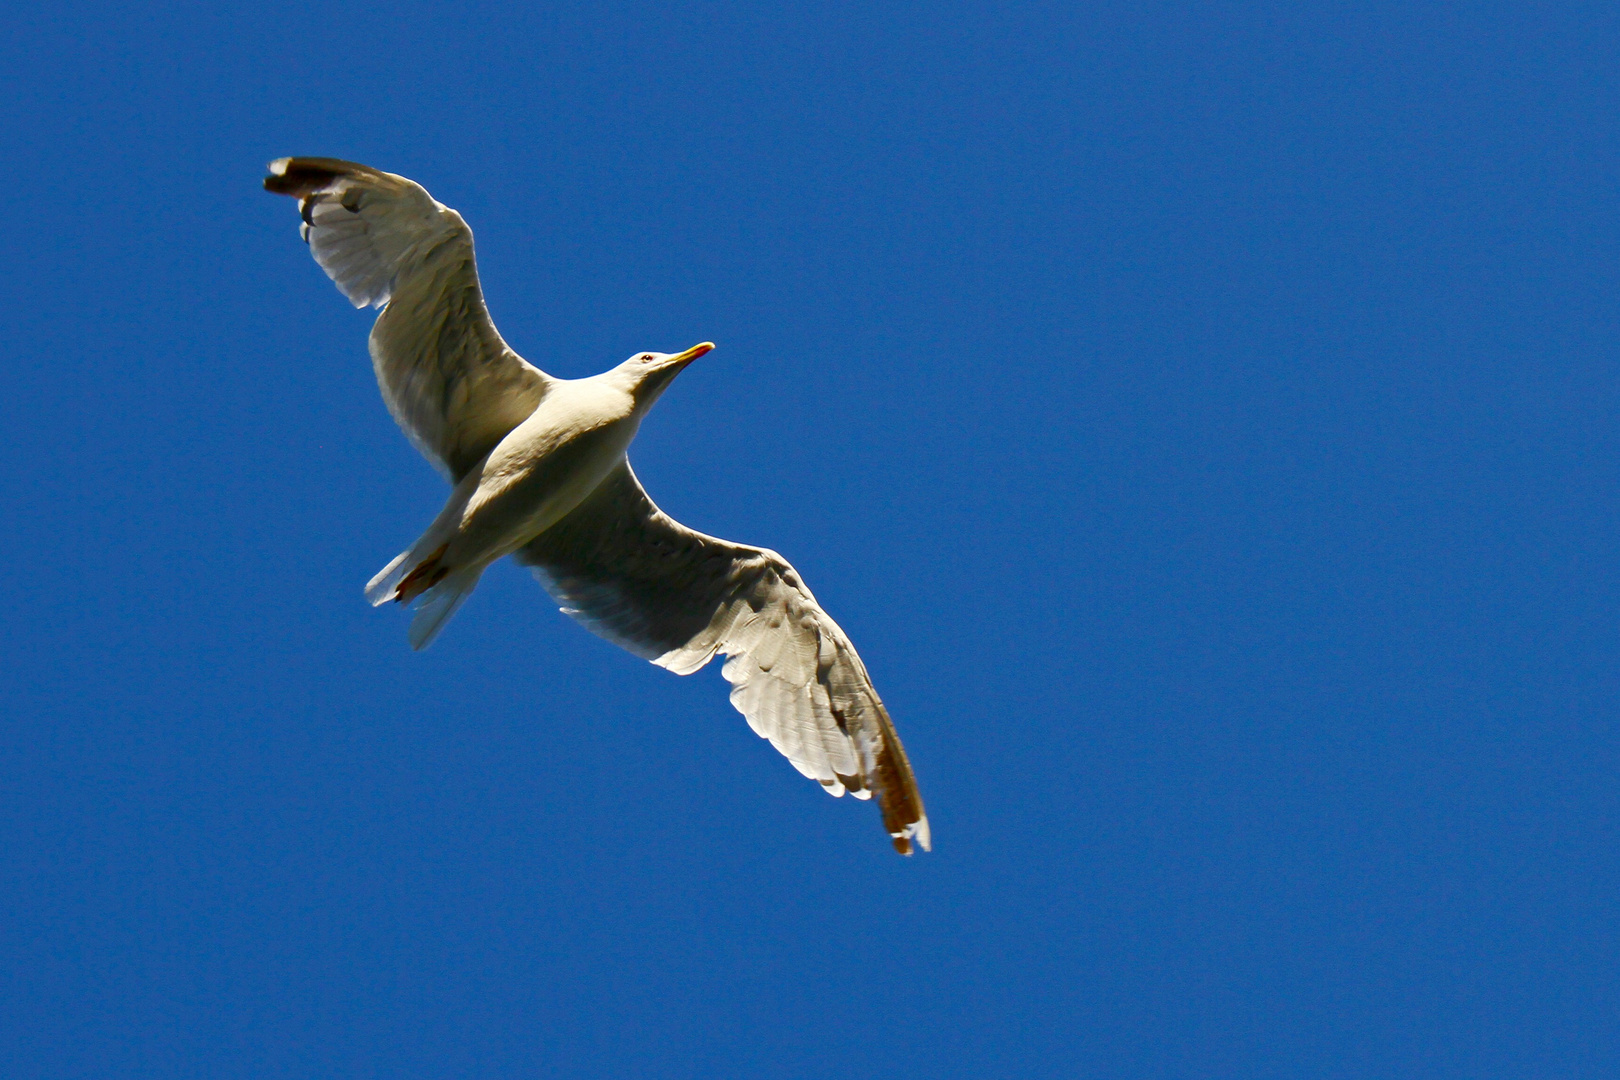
[621,341,714,408]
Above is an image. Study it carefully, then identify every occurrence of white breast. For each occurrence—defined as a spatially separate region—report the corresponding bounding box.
[451,379,641,567]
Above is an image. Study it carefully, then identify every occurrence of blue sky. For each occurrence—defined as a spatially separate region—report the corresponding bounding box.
[3,2,1618,1077]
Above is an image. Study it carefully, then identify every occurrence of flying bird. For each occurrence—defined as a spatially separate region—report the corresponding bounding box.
[264,157,929,853]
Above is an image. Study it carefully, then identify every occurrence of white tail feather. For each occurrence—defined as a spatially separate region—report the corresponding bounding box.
[406,566,482,650]
[365,548,417,606]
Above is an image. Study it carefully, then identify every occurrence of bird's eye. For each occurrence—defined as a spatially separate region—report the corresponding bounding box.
[641,354,655,361]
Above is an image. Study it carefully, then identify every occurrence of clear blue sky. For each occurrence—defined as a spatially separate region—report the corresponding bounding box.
[3,2,1617,1077]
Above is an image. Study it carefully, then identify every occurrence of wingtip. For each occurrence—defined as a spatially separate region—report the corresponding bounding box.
[869,706,929,855]
[263,156,309,194]
[263,156,366,196]
[890,815,931,856]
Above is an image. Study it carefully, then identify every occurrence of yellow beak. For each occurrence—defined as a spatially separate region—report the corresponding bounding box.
[671,342,715,365]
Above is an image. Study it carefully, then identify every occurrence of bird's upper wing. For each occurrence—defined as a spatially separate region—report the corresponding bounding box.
[515,461,930,854]
[265,157,552,481]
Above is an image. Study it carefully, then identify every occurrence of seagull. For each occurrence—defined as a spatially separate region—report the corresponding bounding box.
[264,158,929,853]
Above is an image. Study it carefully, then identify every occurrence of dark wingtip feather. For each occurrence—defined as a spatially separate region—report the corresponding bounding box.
[871,703,930,855]
[262,156,370,197]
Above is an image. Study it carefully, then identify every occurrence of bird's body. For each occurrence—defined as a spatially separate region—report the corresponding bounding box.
[365,359,695,638]
[437,373,644,572]
[265,157,929,853]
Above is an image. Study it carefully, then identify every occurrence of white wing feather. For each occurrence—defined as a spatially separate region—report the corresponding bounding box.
[516,461,930,853]
[265,157,552,480]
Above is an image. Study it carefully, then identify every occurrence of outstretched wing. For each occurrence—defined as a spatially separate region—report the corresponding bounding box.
[515,462,930,854]
[265,157,552,481]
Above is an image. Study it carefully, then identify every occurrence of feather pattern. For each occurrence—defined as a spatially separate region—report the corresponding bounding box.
[518,462,930,854]
[265,157,551,481]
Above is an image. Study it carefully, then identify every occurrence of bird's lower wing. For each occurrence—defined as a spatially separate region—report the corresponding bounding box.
[515,461,929,854]
[265,157,551,481]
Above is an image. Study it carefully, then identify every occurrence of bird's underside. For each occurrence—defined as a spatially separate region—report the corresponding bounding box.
[264,156,929,853]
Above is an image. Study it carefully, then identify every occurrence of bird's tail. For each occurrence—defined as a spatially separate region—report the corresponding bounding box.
[366,537,437,607]
[366,536,484,650]
[405,565,482,650]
